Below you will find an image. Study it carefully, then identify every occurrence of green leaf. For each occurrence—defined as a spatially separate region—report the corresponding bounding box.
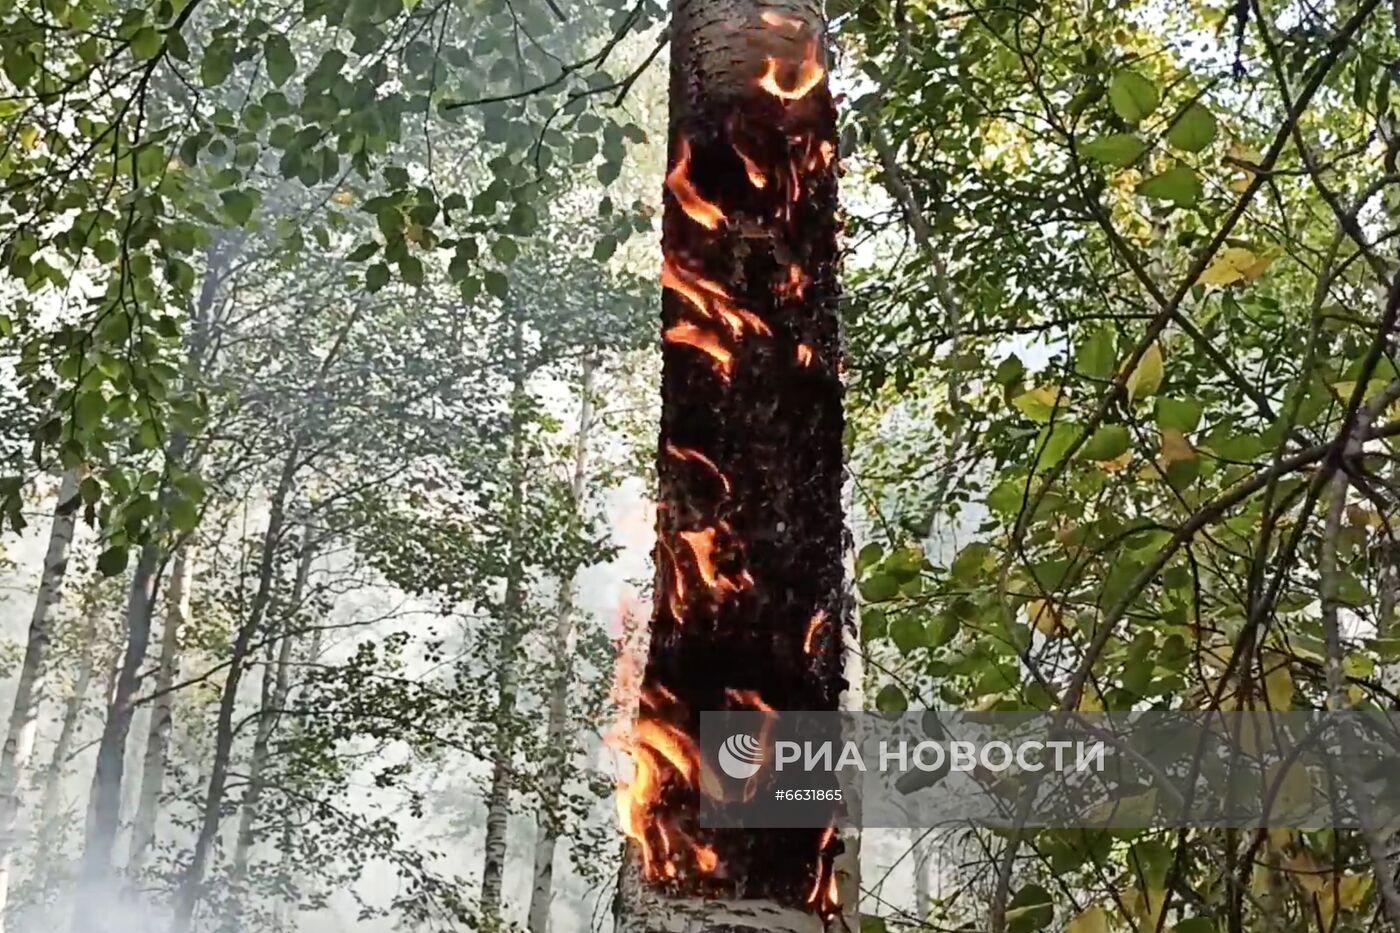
[97,546,129,577]
[1007,884,1054,933]
[1109,70,1160,123]
[366,263,390,292]
[1137,166,1201,207]
[346,241,379,262]
[874,684,907,714]
[483,270,509,299]
[1076,326,1116,380]
[399,255,424,286]
[889,614,925,653]
[265,34,296,87]
[1166,102,1217,152]
[1080,424,1130,461]
[219,189,259,226]
[1156,397,1202,432]
[170,497,199,533]
[861,573,899,603]
[1081,133,1147,167]
[491,237,519,264]
[131,27,162,61]
[593,235,618,262]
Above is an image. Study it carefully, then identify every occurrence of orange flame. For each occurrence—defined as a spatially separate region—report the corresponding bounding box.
[796,343,814,366]
[664,322,734,379]
[666,136,725,230]
[665,442,732,495]
[614,695,723,881]
[758,41,825,102]
[663,257,771,340]
[678,526,749,599]
[803,609,826,655]
[733,139,768,189]
[777,263,809,300]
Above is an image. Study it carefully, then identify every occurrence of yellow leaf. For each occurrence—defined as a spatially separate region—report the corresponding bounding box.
[18,125,40,150]
[1199,247,1272,286]
[1014,386,1064,423]
[1318,873,1373,929]
[1026,599,1064,636]
[1263,654,1292,710]
[331,188,356,205]
[1269,760,1317,819]
[1160,427,1195,464]
[1285,852,1327,894]
[1124,344,1164,402]
[1124,887,1166,932]
[1068,905,1109,933]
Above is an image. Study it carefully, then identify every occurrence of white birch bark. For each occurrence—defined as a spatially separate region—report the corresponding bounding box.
[526,358,597,933]
[0,469,82,927]
[126,547,195,873]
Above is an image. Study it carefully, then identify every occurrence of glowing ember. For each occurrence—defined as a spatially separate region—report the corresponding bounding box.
[777,263,809,300]
[758,42,825,102]
[666,136,725,230]
[796,343,815,366]
[664,322,734,379]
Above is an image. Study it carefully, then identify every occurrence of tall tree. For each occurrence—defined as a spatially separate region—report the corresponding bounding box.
[0,469,82,928]
[617,1,849,930]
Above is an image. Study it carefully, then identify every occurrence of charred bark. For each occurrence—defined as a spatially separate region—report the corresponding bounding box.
[621,1,847,930]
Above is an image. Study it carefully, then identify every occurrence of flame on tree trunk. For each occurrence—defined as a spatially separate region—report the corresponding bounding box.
[617,2,847,930]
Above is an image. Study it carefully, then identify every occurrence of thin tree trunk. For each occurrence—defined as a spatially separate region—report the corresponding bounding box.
[231,531,316,884]
[619,2,846,930]
[479,312,530,929]
[0,469,82,926]
[127,547,195,874]
[72,542,160,929]
[168,448,300,933]
[33,597,103,888]
[526,357,597,933]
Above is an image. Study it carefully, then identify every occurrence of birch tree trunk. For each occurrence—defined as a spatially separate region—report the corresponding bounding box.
[479,312,529,929]
[72,541,160,929]
[168,448,300,933]
[230,530,316,885]
[618,1,848,930]
[0,468,82,927]
[526,357,597,933]
[34,597,103,889]
[126,547,195,874]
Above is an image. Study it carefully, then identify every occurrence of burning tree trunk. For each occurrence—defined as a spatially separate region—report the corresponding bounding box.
[617,2,847,931]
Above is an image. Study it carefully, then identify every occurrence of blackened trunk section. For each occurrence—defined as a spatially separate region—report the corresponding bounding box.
[636,0,845,914]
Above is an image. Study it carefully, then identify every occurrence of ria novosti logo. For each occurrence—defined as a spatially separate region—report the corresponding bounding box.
[717,733,765,779]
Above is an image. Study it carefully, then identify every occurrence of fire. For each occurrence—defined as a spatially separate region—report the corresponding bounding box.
[666,136,725,230]
[678,526,749,599]
[614,691,723,881]
[732,139,768,189]
[796,343,814,366]
[663,257,771,340]
[803,610,826,654]
[664,322,734,379]
[805,824,841,912]
[777,263,809,300]
[757,41,825,102]
[664,442,732,494]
